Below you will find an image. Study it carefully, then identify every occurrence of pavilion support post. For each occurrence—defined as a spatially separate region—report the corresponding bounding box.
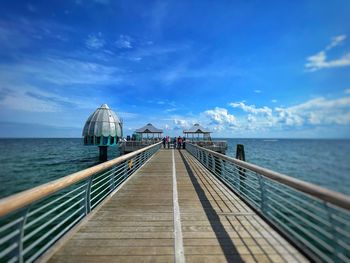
[99,146,108,162]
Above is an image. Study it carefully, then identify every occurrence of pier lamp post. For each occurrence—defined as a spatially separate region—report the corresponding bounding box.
[82,104,123,161]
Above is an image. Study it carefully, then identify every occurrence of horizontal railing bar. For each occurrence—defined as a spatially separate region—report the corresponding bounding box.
[91,172,114,189]
[331,213,350,226]
[0,142,162,217]
[23,204,84,255]
[0,217,23,233]
[28,183,87,218]
[265,181,328,216]
[267,196,335,243]
[92,168,114,182]
[8,256,17,263]
[25,191,85,230]
[111,175,125,187]
[90,175,115,195]
[23,197,84,242]
[265,187,332,229]
[188,143,350,210]
[0,229,20,245]
[0,242,18,258]
[90,184,113,203]
[335,226,350,239]
[228,170,261,189]
[26,213,84,263]
[91,190,113,209]
[267,203,334,253]
[267,209,332,262]
[220,177,260,208]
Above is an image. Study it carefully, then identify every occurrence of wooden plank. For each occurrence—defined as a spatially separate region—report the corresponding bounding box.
[47,149,308,263]
[49,255,174,263]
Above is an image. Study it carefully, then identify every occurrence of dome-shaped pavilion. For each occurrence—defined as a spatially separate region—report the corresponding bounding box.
[82,104,123,161]
[82,104,123,146]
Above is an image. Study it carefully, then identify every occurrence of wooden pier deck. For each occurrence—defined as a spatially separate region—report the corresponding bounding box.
[46,149,308,263]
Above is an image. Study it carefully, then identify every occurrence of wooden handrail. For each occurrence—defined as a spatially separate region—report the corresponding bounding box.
[189,143,350,210]
[0,142,162,218]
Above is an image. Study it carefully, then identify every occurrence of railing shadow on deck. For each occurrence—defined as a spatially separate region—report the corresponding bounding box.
[186,143,350,263]
[183,149,302,262]
[178,150,244,263]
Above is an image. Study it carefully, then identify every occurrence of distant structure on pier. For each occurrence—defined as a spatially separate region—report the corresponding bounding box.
[183,123,211,141]
[121,123,163,153]
[183,123,227,154]
[135,123,163,140]
[82,104,123,161]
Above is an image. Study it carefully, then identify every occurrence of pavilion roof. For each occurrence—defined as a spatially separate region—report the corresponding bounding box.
[183,123,211,134]
[135,123,163,134]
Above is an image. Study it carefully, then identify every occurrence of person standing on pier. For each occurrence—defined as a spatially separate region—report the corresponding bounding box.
[178,136,183,149]
[162,137,166,148]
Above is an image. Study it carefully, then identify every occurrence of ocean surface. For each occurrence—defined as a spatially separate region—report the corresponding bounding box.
[0,138,349,198]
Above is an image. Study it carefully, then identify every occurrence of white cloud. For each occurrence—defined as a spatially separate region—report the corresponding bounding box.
[305,51,350,72]
[0,86,61,112]
[173,119,190,129]
[230,102,272,117]
[305,34,350,71]
[344,88,350,94]
[326,34,346,50]
[85,32,105,50]
[275,97,350,126]
[0,57,121,86]
[165,108,177,113]
[204,107,237,126]
[254,89,261,93]
[271,99,277,103]
[226,97,350,132]
[116,35,132,49]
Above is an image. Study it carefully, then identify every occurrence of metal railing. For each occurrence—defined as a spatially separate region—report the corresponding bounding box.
[0,142,161,263]
[186,143,350,263]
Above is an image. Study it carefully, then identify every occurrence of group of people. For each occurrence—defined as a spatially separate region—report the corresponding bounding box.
[162,136,186,149]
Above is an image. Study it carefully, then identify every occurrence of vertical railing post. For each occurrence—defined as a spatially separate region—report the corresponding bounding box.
[211,154,215,172]
[213,156,216,175]
[220,159,225,180]
[12,207,30,263]
[84,177,93,215]
[258,174,267,213]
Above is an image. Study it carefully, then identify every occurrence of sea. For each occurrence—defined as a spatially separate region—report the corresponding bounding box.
[0,138,349,199]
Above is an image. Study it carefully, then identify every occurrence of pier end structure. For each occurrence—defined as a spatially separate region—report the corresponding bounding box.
[82,104,123,161]
[183,123,228,154]
[121,123,163,153]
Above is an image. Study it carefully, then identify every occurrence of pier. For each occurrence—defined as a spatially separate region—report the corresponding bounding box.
[0,143,349,262]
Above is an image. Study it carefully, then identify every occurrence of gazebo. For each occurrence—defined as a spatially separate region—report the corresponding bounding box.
[135,123,163,140]
[183,123,211,141]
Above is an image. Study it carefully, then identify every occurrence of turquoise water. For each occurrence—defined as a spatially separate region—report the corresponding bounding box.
[0,138,349,198]
[0,139,121,198]
[225,138,350,196]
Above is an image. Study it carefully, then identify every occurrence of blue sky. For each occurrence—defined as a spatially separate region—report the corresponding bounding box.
[0,0,350,138]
